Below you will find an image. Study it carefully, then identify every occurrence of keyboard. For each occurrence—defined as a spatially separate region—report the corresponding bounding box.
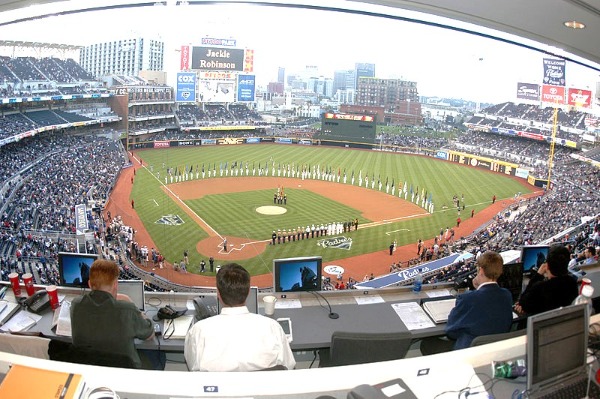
[540,377,600,399]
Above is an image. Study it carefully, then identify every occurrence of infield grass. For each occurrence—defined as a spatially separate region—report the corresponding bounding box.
[130,144,530,275]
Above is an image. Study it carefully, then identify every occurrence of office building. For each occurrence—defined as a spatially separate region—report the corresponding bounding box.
[354,62,375,89]
[354,77,422,124]
[333,69,356,94]
[79,37,165,78]
[277,67,285,84]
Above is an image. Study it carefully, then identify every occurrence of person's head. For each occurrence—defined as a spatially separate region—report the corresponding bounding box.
[216,263,250,307]
[586,246,596,258]
[546,244,571,277]
[474,251,503,283]
[89,259,119,295]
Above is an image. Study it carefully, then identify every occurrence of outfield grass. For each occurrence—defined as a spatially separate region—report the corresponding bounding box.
[131,145,530,275]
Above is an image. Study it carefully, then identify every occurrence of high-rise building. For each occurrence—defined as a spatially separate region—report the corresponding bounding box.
[277,67,285,84]
[333,69,356,94]
[354,63,375,89]
[79,37,165,78]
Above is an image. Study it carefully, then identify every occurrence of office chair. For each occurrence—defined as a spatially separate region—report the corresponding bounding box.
[318,331,413,367]
[469,329,525,347]
[48,340,139,369]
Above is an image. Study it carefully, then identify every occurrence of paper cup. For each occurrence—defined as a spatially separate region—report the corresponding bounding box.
[580,277,592,295]
[46,285,60,310]
[22,273,34,296]
[8,272,21,297]
[263,295,277,316]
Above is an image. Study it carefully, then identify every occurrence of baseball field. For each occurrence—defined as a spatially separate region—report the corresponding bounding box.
[108,144,532,282]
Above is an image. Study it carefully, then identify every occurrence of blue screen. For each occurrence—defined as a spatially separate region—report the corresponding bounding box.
[59,253,98,287]
[521,246,549,273]
[274,257,321,292]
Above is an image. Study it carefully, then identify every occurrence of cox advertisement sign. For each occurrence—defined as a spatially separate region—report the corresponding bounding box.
[237,74,256,102]
[176,72,196,102]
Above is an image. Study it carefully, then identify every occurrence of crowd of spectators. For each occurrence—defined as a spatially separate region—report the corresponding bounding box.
[470,102,588,135]
[176,104,262,126]
[448,130,577,168]
[0,56,96,97]
[0,116,597,292]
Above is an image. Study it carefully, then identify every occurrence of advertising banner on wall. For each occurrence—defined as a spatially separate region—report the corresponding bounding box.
[197,79,235,103]
[180,45,190,70]
[237,74,255,102]
[75,204,88,234]
[191,47,245,71]
[176,72,196,102]
[244,49,254,73]
[541,85,565,104]
[567,88,592,108]
[516,83,539,101]
[543,58,566,86]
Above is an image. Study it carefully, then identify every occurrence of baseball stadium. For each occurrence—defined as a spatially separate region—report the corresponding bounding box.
[0,29,598,295]
[1,1,600,395]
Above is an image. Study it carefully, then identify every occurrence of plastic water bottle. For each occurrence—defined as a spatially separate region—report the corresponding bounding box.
[573,285,594,318]
[412,268,423,294]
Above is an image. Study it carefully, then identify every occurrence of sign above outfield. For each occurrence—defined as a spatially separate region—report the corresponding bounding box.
[323,113,374,122]
[191,46,245,71]
[201,37,237,47]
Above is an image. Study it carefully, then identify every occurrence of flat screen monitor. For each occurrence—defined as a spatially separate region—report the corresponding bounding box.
[520,245,550,275]
[118,280,145,311]
[217,286,258,314]
[58,252,99,288]
[497,262,524,304]
[273,256,322,293]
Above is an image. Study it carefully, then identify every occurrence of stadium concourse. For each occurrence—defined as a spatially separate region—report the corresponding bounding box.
[105,152,540,288]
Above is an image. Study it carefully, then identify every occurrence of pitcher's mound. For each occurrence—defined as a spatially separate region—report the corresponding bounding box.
[256,206,287,215]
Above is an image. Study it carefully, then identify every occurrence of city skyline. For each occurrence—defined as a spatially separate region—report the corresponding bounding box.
[0,2,598,105]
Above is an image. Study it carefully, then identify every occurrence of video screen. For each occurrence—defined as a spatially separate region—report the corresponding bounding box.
[274,256,322,293]
[521,245,550,274]
[58,252,98,288]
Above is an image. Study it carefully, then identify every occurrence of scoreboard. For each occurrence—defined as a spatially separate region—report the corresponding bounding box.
[319,113,377,144]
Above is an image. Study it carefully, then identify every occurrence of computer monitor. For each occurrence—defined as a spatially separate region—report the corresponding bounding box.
[118,280,145,311]
[217,286,258,314]
[520,245,550,275]
[58,252,99,288]
[526,304,588,396]
[273,256,322,293]
[497,262,524,304]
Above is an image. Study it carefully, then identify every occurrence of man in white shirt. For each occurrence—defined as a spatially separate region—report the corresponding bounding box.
[184,263,296,371]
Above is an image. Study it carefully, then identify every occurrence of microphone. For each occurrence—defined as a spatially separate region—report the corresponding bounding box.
[310,291,339,319]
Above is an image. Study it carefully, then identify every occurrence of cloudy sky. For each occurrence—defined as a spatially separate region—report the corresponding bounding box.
[0,1,598,104]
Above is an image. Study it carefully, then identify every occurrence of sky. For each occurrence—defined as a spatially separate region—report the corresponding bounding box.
[0,1,598,104]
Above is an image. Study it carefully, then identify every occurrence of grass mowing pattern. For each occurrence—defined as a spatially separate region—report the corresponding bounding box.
[132,145,530,275]
[188,189,368,238]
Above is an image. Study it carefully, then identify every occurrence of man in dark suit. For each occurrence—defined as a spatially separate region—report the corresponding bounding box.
[421,251,513,354]
[514,244,578,316]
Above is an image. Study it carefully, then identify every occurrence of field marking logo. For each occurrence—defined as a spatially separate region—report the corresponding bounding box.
[155,214,185,225]
[317,236,352,250]
[324,265,345,275]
